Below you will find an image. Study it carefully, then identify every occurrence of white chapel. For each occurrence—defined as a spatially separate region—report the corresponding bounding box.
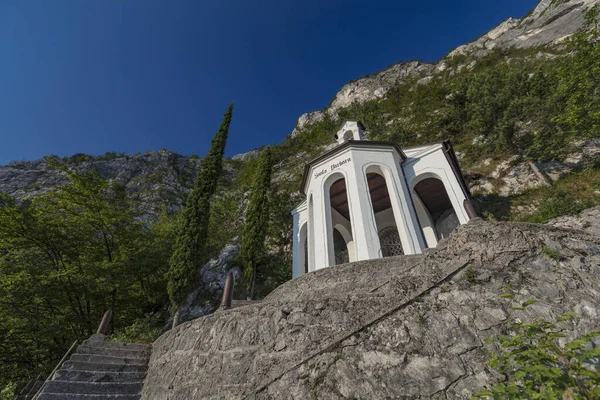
[291,121,477,278]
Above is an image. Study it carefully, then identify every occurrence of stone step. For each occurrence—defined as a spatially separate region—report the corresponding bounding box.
[54,369,147,383]
[81,340,150,351]
[39,393,140,400]
[42,380,143,395]
[69,353,148,365]
[62,361,147,373]
[75,345,150,359]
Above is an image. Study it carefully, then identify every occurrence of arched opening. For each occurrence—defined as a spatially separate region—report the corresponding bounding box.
[326,176,355,266]
[413,177,459,246]
[366,170,404,257]
[299,223,308,275]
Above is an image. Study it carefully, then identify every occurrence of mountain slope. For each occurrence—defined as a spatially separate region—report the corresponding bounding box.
[293,0,599,131]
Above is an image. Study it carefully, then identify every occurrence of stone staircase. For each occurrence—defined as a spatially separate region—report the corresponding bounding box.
[36,335,150,400]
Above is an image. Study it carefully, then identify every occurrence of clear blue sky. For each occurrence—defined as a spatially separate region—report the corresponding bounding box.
[0,0,537,164]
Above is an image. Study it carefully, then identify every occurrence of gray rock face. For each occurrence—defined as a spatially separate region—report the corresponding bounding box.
[141,217,600,399]
[173,242,242,325]
[328,61,435,113]
[0,150,207,216]
[232,149,260,162]
[548,205,600,236]
[449,0,598,57]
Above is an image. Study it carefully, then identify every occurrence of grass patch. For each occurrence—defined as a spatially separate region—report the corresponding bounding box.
[511,167,600,223]
[464,267,476,284]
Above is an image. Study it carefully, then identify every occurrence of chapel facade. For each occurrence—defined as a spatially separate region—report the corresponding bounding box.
[291,121,477,278]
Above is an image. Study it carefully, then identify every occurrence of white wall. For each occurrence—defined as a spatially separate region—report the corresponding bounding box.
[403,144,469,248]
[291,142,468,278]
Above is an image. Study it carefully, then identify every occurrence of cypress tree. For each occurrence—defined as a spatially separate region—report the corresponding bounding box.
[239,147,273,300]
[167,104,233,309]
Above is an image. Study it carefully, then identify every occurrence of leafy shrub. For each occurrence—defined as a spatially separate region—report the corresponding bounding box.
[475,297,600,399]
[68,152,92,163]
[0,381,17,399]
[109,313,166,344]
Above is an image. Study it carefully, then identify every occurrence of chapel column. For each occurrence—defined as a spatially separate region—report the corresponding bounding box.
[383,162,426,254]
[345,165,381,260]
[291,212,301,278]
[311,190,330,270]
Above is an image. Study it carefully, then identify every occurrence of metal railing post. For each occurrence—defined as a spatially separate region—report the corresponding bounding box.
[220,272,234,310]
[463,199,479,220]
[96,309,113,335]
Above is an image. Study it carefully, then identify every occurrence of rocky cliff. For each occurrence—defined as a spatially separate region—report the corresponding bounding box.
[292,0,599,134]
[0,150,210,215]
[141,212,600,399]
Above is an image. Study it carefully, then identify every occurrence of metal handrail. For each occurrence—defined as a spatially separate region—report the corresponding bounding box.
[31,340,78,400]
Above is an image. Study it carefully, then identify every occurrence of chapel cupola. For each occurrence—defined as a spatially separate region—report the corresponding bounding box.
[334,120,367,144]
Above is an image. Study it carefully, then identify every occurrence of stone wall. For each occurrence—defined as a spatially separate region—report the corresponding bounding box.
[141,217,600,399]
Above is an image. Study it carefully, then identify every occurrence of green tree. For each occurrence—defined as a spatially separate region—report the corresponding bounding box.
[167,104,233,309]
[239,147,273,299]
[0,162,169,391]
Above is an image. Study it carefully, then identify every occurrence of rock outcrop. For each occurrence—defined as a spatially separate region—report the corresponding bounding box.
[141,216,600,399]
[291,0,600,134]
[548,205,600,236]
[173,242,242,325]
[449,0,597,57]
[0,150,215,216]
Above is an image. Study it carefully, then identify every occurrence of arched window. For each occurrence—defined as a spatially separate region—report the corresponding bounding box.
[366,167,404,257]
[378,227,403,257]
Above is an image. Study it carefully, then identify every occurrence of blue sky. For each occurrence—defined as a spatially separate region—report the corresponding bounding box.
[0,0,537,164]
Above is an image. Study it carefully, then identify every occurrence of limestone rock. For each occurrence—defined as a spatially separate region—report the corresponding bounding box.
[142,218,600,399]
[547,205,600,236]
[232,149,260,162]
[173,241,241,325]
[0,150,207,216]
[448,0,598,58]
[327,61,434,113]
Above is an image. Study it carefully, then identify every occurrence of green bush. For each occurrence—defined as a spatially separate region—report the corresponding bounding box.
[109,313,166,344]
[475,297,600,399]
